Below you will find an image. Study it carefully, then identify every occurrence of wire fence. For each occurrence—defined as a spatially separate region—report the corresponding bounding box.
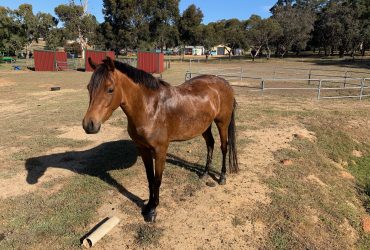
[185,67,370,100]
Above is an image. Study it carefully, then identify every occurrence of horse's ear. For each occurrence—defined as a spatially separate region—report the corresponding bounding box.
[103,56,115,71]
[88,57,98,70]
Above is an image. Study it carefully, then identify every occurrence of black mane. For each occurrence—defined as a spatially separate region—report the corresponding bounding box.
[89,60,169,93]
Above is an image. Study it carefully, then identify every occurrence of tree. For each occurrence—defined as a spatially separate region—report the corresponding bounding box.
[11,4,57,57]
[55,2,98,58]
[36,12,58,39]
[199,24,217,51]
[45,28,65,50]
[222,19,248,59]
[356,0,370,56]
[146,0,180,51]
[246,15,282,60]
[102,0,153,52]
[13,4,38,58]
[178,4,203,47]
[272,3,315,56]
[0,7,24,55]
[312,1,360,57]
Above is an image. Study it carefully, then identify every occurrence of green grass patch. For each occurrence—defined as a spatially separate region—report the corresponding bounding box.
[254,108,370,249]
[134,224,163,246]
[0,175,108,249]
[348,156,370,247]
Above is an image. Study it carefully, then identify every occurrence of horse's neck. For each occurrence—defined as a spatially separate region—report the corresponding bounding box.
[118,74,160,125]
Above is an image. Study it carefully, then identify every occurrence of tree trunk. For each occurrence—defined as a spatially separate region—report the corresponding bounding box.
[251,46,262,61]
[78,26,87,59]
[267,46,271,60]
[25,43,31,59]
[182,44,185,61]
[339,47,345,58]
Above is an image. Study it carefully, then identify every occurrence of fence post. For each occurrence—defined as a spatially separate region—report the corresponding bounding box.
[240,67,243,81]
[185,71,192,81]
[317,80,322,100]
[261,79,265,96]
[344,71,348,88]
[360,78,364,100]
[308,69,312,85]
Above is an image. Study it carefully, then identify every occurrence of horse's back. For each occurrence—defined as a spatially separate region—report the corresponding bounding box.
[163,75,235,141]
[178,75,234,102]
[179,74,235,116]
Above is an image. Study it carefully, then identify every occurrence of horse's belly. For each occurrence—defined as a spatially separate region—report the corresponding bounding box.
[168,114,214,141]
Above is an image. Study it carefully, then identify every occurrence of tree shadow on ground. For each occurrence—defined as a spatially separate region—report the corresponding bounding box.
[311,58,370,72]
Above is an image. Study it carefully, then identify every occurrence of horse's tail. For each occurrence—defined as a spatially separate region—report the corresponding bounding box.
[228,99,239,173]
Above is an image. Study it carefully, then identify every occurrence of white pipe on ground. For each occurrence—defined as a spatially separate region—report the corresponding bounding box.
[82,216,120,248]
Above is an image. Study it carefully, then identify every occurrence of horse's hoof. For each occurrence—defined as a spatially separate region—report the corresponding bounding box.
[218,178,226,185]
[143,211,157,222]
[142,207,157,223]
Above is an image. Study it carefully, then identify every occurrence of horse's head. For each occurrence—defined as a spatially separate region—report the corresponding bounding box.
[83,57,122,134]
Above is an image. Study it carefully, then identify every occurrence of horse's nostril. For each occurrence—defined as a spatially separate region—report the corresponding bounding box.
[89,120,94,131]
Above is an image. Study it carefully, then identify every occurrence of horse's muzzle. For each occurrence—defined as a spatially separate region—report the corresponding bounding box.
[82,118,101,134]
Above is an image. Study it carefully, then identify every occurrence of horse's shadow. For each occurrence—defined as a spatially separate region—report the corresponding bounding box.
[25,140,143,207]
[25,140,212,208]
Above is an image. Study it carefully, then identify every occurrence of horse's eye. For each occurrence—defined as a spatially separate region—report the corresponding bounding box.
[107,87,114,94]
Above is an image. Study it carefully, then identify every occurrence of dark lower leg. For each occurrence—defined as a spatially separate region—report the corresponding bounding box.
[201,125,214,178]
[216,122,228,185]
[138,147,157,220]
[219,143,227,185]
[143,146,167,222]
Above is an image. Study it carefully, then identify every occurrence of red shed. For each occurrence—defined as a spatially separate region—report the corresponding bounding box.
[34,50,68,71]
[85,50,115,72]
[137,51,164,74]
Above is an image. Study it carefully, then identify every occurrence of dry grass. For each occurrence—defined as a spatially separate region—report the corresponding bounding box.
[0,58,370,249]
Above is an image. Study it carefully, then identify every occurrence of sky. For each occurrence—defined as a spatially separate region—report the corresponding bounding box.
[1,0,275,23]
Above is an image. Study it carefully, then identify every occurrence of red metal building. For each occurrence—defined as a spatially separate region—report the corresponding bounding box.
[137,51,164,74]
[85,50,115,72]
[34,50,68,71]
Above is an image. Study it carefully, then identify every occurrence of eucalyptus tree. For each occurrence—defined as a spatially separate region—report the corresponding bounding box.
[14,4,38,58]
[312,1,360,56]
[146,0,180,51]
[221,19,248,59]
[0,7,23,55]
[246,15,282,60]
[178,4,204,49]
[272,2,315,56]
[55,2,98,58]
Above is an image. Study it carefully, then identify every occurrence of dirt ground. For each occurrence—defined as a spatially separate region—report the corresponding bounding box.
[0,58,370,249]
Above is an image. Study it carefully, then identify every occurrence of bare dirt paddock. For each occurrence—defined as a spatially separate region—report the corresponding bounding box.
[0,59,370,249]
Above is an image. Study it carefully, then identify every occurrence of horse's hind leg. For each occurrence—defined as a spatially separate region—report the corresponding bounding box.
[201,125,214,178]
[215,121,228,185]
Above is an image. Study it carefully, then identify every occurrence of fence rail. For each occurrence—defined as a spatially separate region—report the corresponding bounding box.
[185,68,370,101]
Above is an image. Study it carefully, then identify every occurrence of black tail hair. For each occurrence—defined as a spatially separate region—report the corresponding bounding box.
[228,99,239,173]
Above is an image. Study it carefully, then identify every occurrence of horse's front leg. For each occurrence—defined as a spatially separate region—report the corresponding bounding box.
[141,145,168,222]
[138,146,156,221]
